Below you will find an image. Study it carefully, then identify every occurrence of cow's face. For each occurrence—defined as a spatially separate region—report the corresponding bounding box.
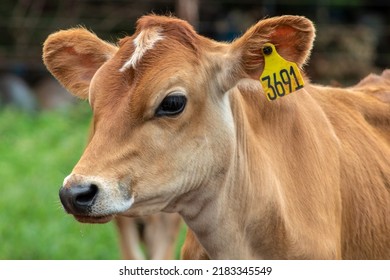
[43,16,314,223]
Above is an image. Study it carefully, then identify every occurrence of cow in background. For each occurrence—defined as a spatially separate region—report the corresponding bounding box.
[114,215,181,259]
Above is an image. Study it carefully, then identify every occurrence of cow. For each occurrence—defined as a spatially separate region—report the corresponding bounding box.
[78,108,181,260]
[43,15,390,259]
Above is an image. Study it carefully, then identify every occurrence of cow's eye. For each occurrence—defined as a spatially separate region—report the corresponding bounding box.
[155,95,187,117]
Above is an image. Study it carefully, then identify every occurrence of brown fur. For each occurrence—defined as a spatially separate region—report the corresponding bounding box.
[86,120,182,260]
[43,15,390,259]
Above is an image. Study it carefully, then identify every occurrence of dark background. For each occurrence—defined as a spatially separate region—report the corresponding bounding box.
[0,0,389,110]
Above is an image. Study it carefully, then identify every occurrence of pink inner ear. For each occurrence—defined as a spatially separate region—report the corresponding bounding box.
[67,46,100,69]
[272,26,295,38]
[62,46,77,55]
[269,25,307,66]
[270,26,297,53]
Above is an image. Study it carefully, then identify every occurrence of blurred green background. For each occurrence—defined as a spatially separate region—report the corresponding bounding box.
[0,102,186,260]
[0,104,125,259]
[0,0,389,260]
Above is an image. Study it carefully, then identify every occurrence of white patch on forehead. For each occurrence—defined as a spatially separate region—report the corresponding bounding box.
[119,27,164,72]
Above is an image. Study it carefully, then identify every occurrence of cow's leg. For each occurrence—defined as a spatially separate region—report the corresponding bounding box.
[114,216,145,260]
[143,213,182,259]
[181,229,209,260]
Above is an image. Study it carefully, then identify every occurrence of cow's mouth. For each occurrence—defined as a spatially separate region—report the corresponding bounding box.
[73,214,114,224]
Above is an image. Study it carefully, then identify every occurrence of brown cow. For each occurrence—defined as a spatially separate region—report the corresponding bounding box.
[86,119,182,260]
[43,15,390,259]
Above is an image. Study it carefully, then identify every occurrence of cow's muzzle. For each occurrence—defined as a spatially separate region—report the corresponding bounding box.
[58,174,134,223]
[59,183,98,215]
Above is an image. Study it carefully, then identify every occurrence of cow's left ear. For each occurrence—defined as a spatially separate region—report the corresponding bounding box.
[223,15,315,89]
[43,28,118,99]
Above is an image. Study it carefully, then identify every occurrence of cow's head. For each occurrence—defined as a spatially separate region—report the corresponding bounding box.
[43,15,314,223]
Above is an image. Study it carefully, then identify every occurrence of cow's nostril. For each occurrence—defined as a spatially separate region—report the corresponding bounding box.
[75,184,98,206]
[59,183,99,214]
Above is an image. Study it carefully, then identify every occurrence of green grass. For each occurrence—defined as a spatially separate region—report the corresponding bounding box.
[0,103,185,259]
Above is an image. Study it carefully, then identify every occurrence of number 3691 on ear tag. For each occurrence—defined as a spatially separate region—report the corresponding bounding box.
[260,43,304,101]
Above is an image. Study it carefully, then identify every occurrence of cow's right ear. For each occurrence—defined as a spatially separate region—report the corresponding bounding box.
[43,28,117,99]
[219,15,315,91]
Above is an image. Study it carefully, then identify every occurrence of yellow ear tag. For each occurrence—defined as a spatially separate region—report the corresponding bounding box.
[260,43,304,101]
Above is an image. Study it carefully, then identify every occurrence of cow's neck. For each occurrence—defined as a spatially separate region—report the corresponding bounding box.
[179,80,344,259]
[179,81,288,259]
